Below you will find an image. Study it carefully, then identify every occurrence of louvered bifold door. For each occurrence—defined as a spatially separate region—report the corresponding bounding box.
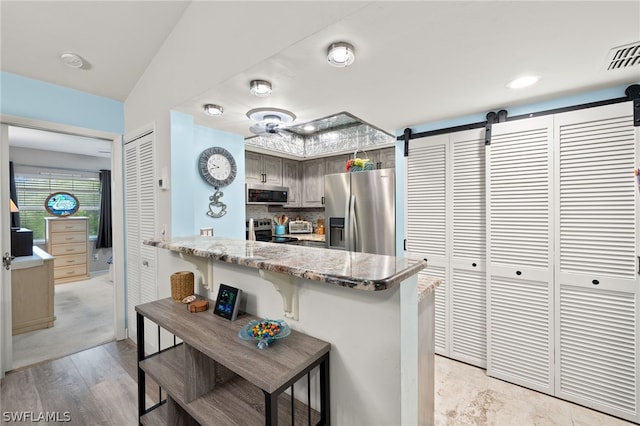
[554,102,639,422]
[124,141,141,343]
[407,134,450,356]
[486,116,554,395]
[124,133,157,346]
[450,129,487,368]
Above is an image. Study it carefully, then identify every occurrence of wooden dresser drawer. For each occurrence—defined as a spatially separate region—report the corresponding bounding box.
[54,264,87,280]
[50,220,86,233]
[50,231,86,245]
[53,254,86,269]
[50,242,87,256]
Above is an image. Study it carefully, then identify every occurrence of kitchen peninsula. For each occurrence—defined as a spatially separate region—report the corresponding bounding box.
[144,236,436,425]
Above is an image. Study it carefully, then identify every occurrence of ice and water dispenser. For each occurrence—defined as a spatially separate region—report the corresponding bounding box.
[328,217,346,250]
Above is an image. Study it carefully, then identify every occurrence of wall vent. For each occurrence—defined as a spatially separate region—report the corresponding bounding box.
[605,41,640,70]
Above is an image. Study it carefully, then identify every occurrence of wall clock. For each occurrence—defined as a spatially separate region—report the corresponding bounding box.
[198,147,237,218]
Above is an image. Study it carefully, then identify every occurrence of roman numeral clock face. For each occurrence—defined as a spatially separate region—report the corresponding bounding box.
[198,147,237,188]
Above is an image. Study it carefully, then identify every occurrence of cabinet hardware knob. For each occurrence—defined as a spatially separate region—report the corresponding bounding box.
[142,260,149,267]
[321,196,325,205]
[424,258,428,262]
[592,279,600,285]
[472,262,477,267]
[516,270,522,276]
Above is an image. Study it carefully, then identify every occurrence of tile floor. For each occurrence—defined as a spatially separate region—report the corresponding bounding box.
[435,355,635,425]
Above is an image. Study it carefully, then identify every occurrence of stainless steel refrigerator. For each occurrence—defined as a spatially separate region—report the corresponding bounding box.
[324,169,395,256]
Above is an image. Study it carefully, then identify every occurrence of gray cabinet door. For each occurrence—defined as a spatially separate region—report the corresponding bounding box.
[263,155,283,185]
[325,154,349,175]
[245,152,263,184]
[282,159,300,207]
[302,158,325,207]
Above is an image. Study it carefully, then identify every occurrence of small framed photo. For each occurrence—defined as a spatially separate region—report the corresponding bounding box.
[213,284,242,321]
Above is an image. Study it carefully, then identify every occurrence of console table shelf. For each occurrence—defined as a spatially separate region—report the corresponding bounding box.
[136,298,330,425]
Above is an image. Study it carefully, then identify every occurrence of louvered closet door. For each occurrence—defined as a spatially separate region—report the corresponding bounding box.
[554,102,639,422]
[487,116,554,394]
[407,134,450,356]
[450,129,486,367]
[124,133,157,345]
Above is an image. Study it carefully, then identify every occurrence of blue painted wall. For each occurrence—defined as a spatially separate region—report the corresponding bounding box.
[394,83,637,257]
[170,111,245,239]
[1,72,123,134]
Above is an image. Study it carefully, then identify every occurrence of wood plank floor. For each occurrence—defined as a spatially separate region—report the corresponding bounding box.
[0,340,159,426]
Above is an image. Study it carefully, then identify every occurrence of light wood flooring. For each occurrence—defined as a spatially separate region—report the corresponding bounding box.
[1,340,634,425]
[1,340,159,426]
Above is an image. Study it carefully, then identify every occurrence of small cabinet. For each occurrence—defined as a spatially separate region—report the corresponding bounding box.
[324,154,349,175]
[373,148,395,169]
[282,159,301,207]
[301,158,325,207]
[245,152,283,185]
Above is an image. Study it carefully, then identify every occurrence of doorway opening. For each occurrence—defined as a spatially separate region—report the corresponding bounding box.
[8,125,117,369]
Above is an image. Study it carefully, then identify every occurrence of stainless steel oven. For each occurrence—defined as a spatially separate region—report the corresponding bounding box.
[246,218,299,244]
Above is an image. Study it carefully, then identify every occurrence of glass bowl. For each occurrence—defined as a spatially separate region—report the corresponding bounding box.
[238,319,291,349]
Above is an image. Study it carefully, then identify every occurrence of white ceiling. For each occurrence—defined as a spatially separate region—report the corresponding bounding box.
[2,1,639,155]
[8,127,112,158]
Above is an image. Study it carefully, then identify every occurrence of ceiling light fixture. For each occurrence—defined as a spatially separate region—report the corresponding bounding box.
[327,42,355,67]
[303,124,316,132]
[60,51,84,69]
[203,104,224,116]
[507,75,540,89]
[250,80,272,97]
[247,107,296,123]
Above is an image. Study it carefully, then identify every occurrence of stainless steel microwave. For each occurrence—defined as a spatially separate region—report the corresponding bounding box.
[246,184,289,205]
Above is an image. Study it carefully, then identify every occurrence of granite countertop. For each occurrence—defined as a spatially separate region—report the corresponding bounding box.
[282,233,325,242]
[144,236,426,291]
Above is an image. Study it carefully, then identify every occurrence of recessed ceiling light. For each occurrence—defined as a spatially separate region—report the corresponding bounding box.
[203,104,223,116]
[327,42,355,67]
[507,75,540,89]
[60,51,84,69]
[250,80,272,97]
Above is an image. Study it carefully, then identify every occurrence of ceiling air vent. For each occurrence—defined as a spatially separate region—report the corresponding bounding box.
[605,41,640,71]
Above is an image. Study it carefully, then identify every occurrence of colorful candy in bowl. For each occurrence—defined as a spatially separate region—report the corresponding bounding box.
[238,319,291,349]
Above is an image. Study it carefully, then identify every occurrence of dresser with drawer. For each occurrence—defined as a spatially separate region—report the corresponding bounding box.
[45,217,90,284]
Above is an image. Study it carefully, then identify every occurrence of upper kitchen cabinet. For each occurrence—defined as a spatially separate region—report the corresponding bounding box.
[325,154,349,175]
[245,152,283,185]
[282,159,301,208]
[373,148,395,169]
[302,158,325,207]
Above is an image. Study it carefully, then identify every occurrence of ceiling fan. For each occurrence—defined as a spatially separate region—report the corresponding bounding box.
[247,108,296,136]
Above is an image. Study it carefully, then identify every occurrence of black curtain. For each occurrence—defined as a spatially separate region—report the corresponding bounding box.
[96,169,112,249]
[9,161,20,228]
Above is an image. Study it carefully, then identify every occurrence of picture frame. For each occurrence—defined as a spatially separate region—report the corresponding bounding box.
[213,283,242,321]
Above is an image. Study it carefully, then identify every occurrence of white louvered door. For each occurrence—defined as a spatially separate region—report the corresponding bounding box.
[554,102,639,422]
[450,129,486,367]
[407,134,450,356]
[124,132,157,345]
[487,116,554,394]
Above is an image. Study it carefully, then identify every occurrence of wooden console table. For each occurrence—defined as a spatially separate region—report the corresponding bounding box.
[11,246,55,335]
[136,298,331,425]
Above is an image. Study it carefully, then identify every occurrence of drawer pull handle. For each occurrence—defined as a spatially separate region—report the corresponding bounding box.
[516,270,522,276]
[592,279,600,285]
[67,271,74,275]
[66,249,75,252]
[66,237,74,240]
[66,260,74,263]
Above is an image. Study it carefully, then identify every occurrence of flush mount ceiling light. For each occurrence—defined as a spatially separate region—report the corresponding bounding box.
[507,75,540,89]
[203,104,224,116]
[327,42,355,67]
[246,107,296,123]
[250,80,272,97]
[60,51,84,69]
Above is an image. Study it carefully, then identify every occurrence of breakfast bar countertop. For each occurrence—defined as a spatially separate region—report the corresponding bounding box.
[144,235,426,291]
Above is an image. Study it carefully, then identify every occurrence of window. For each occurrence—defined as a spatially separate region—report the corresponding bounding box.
[14,170,101,240]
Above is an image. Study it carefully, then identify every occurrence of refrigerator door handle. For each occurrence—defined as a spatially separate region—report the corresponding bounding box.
[349,195,358,251]
[350,195,358,252]
[343,193,351,250]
